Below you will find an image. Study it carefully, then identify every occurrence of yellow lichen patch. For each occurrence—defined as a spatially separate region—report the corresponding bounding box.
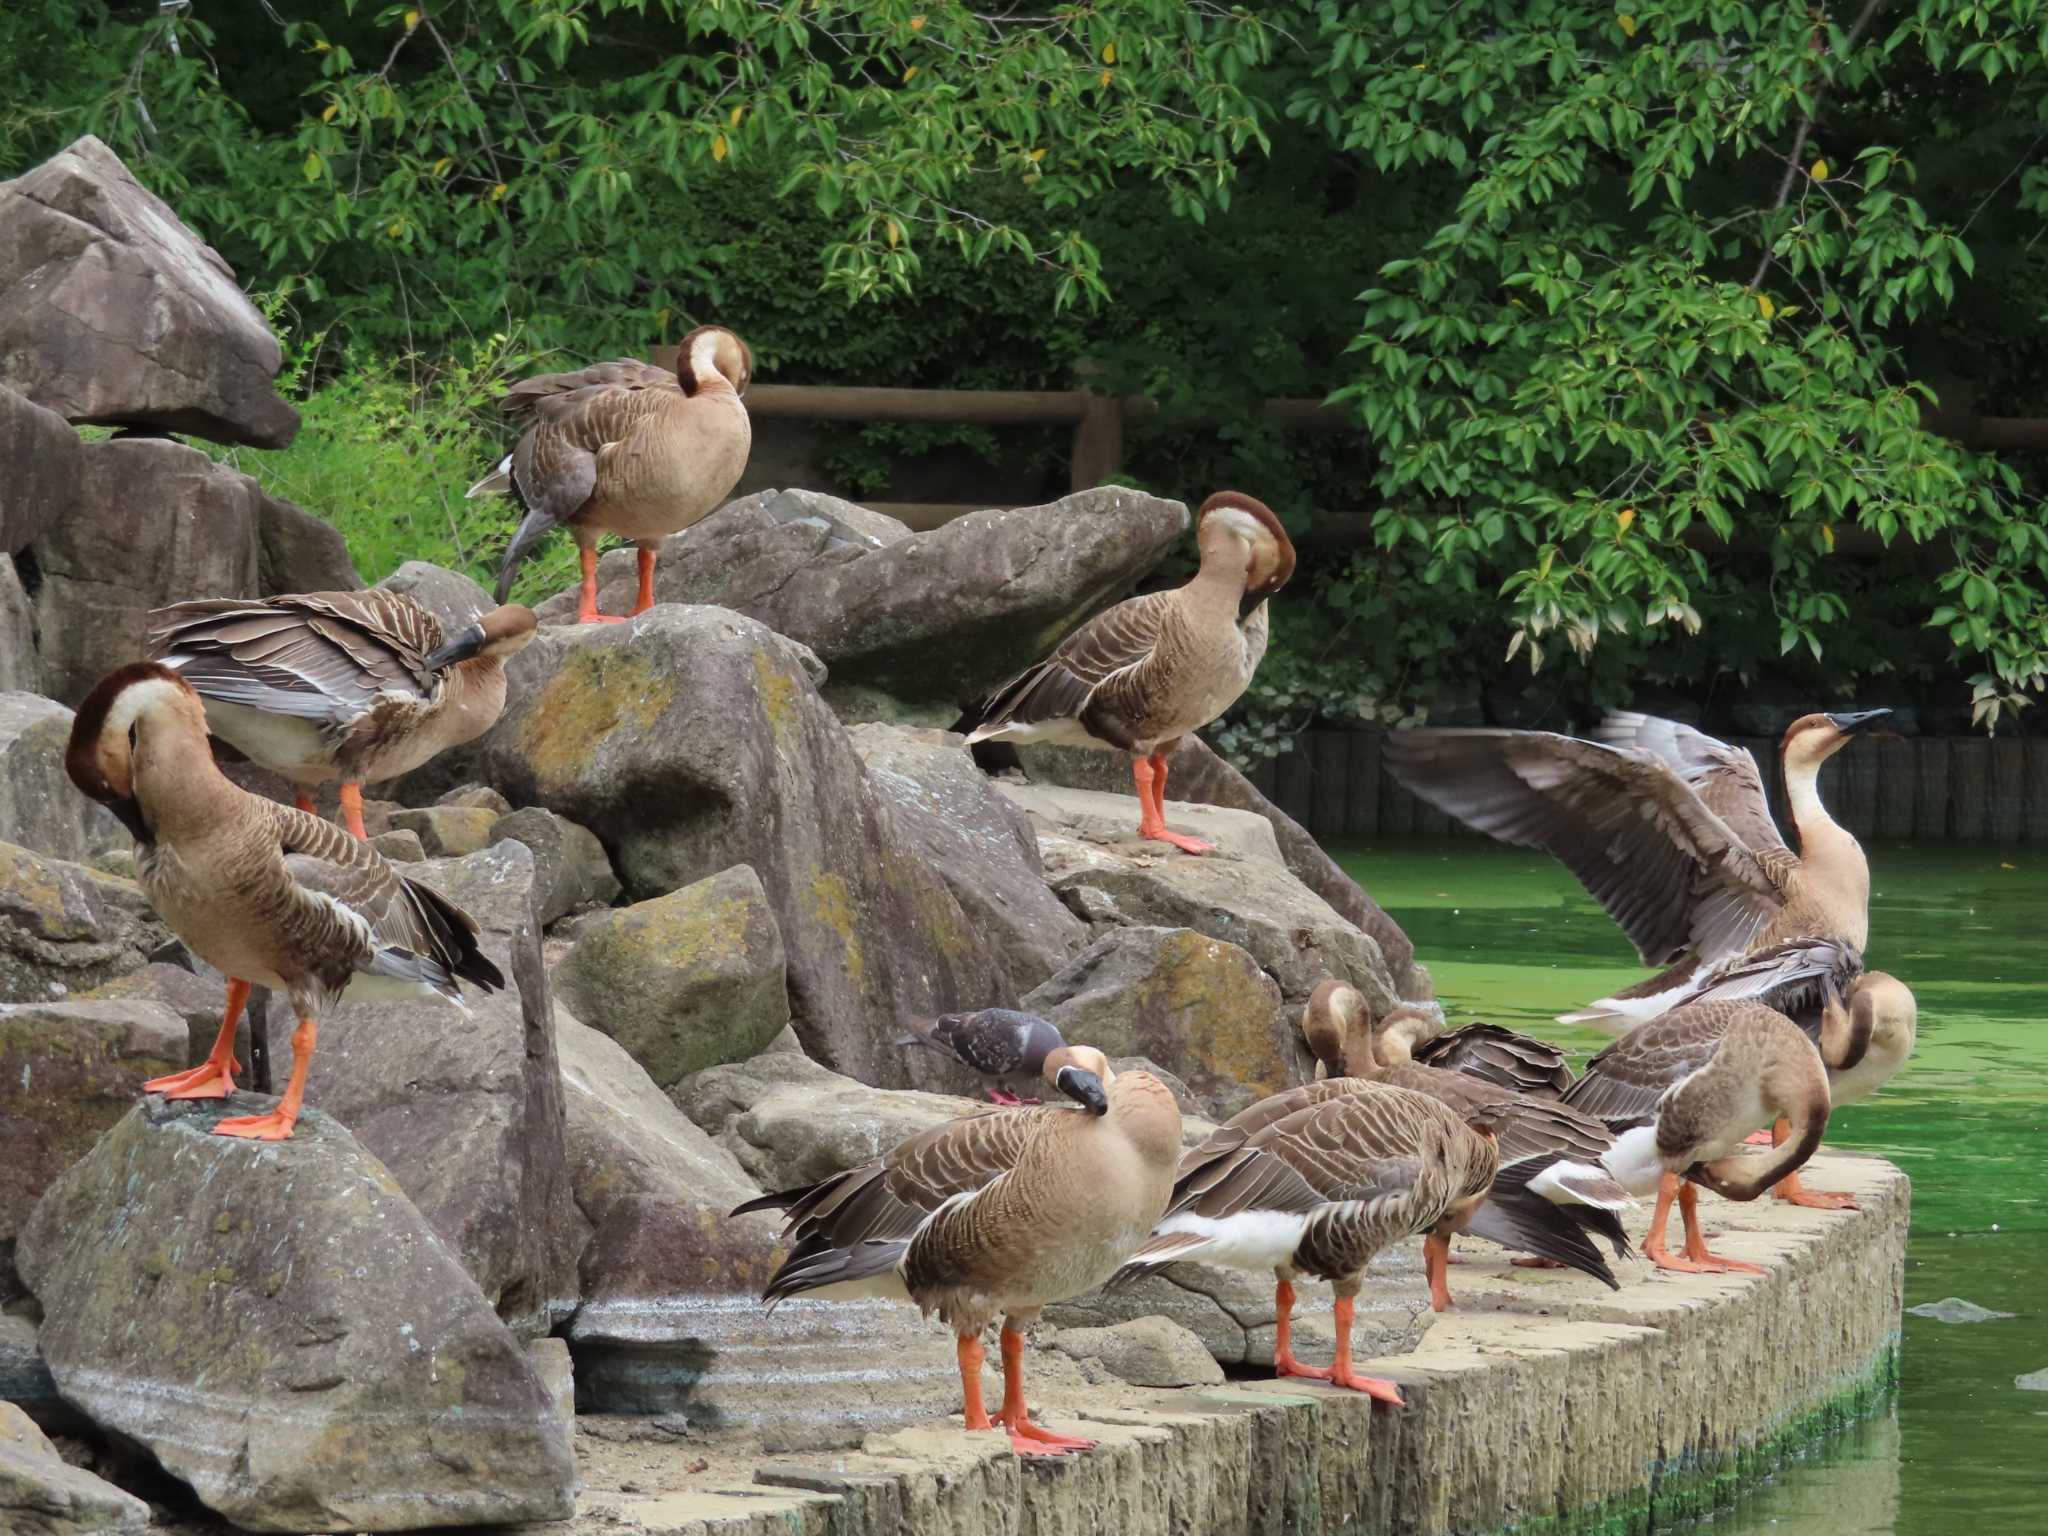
[803,871,865,988]
[752,648,801,749]
[515,646,673,791]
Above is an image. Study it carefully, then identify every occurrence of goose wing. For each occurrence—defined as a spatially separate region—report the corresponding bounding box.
[1559,1003,1741,1128]
[1594,712,1794,862]
[1411,1023,1576,1098]
[959,589,1174,744]
[498,359,680,420]
[1382,728,1785,966]
[150,591,441,725]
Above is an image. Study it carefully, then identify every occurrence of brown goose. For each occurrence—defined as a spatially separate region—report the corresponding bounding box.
[64,664,502,1140]
[474,325,753,623]
[1120,1080,1498,1401]
[1383,709,1888,1026]
[1758,969,1915,1210]
[733,1047,1189,1457]
[149,590,536,839]
[956,491,1295,854]
[1301,984,1631,1306]
[1560,995,1832,1274]
[1408,1022,1575,1098]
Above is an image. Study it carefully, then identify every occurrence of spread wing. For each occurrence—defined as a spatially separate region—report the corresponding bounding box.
[150,592,441,726]
[1593,713,1794,862]
[961,589,1173,740]
[1559,1003,1743,1128]
[1382,728,1785,966]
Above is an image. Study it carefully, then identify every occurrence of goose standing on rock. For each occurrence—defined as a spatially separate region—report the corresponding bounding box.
[1383,709,1889,1027]
[473,325,753,624]
[956,491,1295,854]
[148,590,536,839]
[733,1046,1192,1457]
[64,664,503,1140]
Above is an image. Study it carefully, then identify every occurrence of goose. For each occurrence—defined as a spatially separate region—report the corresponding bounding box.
[1756,969,1915,1210]
[955,491,1295,854]
[1119,1080,1498,1401]
[732,1046,1190,1457]
[1301,983,1632,1306]
[149,590,536,839]
[473,325,754,623]
[1383,709,1889,1027]
[1407,1021,1575,1099]
[897,1007,1068,1105]
[1560,995,1832,1274]
[63,663,503,1140]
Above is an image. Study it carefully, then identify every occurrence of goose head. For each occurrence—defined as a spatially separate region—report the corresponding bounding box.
[678,324,753,397]
[1780,708,1891,774]
[66,662,211,840]
[1302,979,1381,1077]
[1196,491,1296,617]
[1041,1042,1113,1115]
[423,604,539,670]
[1851,970,1917,1062]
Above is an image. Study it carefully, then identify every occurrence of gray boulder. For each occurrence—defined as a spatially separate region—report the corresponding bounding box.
[0,694,124,862]
[490,806,619,924]
[377,559,491,632]
[257,493,361,595]
[0,558,37,697]
[367,827,424,863]
[386,804,499,857]
[1046,1316,1224,1387]
[0,386,79,558]
[0,840,166,1003]
[0,1314,77,1434]
[0,136,297,448]
[79,961,245,1075]
[0,1400,150,1536]
[438,783,514,816]
[553,864,786,1087]
[18,1098,574,1531]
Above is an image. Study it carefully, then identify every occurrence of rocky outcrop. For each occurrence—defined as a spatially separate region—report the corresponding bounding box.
[18,1097,574,1532]
[538,487,1190,707]
[0,840,167,1003]
[0,694,123,862]
[0,558,36,696]
[0,1401,150,1536]
[0,1315,73,1433]
[30,436,263,705]
[553,865,788,1088]
[256,493,361,595]
[1046,1317,1224,1387]
[489,806,619,924]
[1022,927,1303,1121]
[0,136,298,449]
[0,387,79,558]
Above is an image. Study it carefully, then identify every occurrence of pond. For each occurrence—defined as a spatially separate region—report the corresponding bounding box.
[1335,842,2048,1535]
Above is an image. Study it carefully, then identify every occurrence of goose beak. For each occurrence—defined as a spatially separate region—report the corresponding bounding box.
[1054,1066,1109,1115]
[422,622,488,671]
[1825,708,1891,735]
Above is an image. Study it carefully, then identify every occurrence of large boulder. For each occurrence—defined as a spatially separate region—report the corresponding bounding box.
[422,608,1012,1087]
[1045,1316,1224,1388]
[553,864,787,1088]
[489,807,619,924]
[0,136,297,449]
[80,961,245,1073]
[298,840,579,1336]
[29,437,263,705]
[257,493,361,595]
[386,804,499,857]
[18,1097,575,1531]
[0,840,167,1004]
[1021,927,1305,1122]
[0,387,79,558]
[537,486,1190,706]
[0,694,124,862]
[847,723,1086,999]
[0,558,36,696]
[0,1401,150,1536]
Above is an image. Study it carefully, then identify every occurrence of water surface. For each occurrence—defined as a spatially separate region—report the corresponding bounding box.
[1336,843,2048,1534]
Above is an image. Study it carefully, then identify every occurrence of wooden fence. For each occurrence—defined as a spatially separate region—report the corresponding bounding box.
[1239,730,2047,846]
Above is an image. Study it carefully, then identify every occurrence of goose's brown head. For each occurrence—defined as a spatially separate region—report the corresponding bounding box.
[1780,709,1891,774]
[1198,491,1295,613]
[1303,979,1378,1076]
[66,662,208,839]
[678,325,753,397]
[1851,971,1917,1057]
[1042,1042,1113,1114]
[423,603,539,670]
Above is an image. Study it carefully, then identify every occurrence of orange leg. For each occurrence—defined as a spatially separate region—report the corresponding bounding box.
[1273,1277,1332,1381]
[631,547,658,616]
[213,1015,316,1141]
[1770,1116,1857,1209]
[1678,1182,1767,1274]
[994,1325,1094,1455]
[1326,1295,1406,1405]
[575,545,626,625]
[1132,754,1215,855]
[957,1333,993,1431]
[1646,1172,1765,1275]
[1423,1232,1455,1312]
[293,792,318,817]
[337,783,367,841]
[144,978,249,1099]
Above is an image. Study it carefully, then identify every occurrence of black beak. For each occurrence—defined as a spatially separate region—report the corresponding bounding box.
[422,623,488,671]
[1054,1066,1109,1115]
[1826,708,1891,735]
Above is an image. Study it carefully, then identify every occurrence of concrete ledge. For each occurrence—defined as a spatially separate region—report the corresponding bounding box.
[562,1150,1907,1536]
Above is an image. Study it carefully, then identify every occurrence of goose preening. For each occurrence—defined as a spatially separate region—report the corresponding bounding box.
[897,1007,1068,1105]
[1560,996,1832,1275]
[472,325,754,624]
[1757,969,1916,1210]
[955,491,1295,854]
[1301,983,1632,1306]
[1118,1080,1498,1401]
[148,590,536,839]
[1408,1021,1575,1099]
[64,664,503,1140]
[732,1046,1190,1457]
[1383,709,1888,1027]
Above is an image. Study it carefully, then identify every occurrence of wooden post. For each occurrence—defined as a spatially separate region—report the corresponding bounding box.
[1875,737,1916,841]
[2026,739,2048,844]
[1311,732,1348,841]
[1378,767,1416,841]
[1951,739,1990,841]
[1834,739,1880,839]
[1989,739,2025,844]
[1913,739,1950,842]
[1275,743,1315,827]
[1069,364,1124,492]
[1345,733,1382,841]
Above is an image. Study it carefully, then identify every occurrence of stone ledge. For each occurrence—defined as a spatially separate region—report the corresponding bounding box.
[552,1149,1907,1536]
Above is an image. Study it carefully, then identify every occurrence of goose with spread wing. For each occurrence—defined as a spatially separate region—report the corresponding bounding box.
[65,663,503,1140]
[1384,709,1888,1026]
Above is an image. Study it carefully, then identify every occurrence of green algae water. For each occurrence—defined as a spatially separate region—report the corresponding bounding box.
[1336,842,2048,1534]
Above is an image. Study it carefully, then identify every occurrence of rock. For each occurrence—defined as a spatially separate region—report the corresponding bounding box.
[386,803,500,857]
[538,486,1189,707]
[553,865,784,1086]
[1906,1296,2016,1323]
[1046,1316,1225,1387]
[29,436,263,705]
[0,841,167,1004]
[18,1097,574,1530]
[377,559,490,632]
[428,608,1014,1087]
[439,783,514,816]
[256,493,360,595]
[78,961,238,1073]
[0,1314,78,1433]
[0,557,37,696]
[0,387,79,558]
[1021,927,1303,1122]
[491,806,619,924]
[300,841,579,1335]
[2017,1368,2048,1391]
[0,694,124,862]
[527,1337,576,1429]
[848,724,1086,1000]
[0,1400,150,1536]
[367,827,424,862]
[0,137,297,448]
[1000,780,1283,862]
[0,999,185,1289]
